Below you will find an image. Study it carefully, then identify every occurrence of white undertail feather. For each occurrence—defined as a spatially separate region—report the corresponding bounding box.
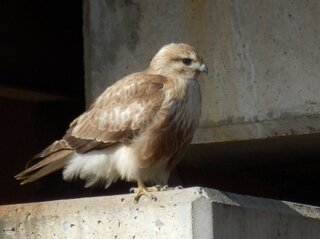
[63,144,170,188]
[63,144,169,188]
[64,145,132,188]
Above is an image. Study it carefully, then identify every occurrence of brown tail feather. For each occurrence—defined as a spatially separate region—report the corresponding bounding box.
[19,157,70,185]
[29,139,72,163]
[15,150,73,184]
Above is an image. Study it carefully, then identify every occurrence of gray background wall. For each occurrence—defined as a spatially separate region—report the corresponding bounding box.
[80,0,320,205]
[83,0,320,143]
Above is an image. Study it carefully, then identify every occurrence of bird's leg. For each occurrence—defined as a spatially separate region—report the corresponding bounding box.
[130,179,162,203]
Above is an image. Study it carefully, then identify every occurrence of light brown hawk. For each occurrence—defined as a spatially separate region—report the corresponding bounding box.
[16,43,208,202]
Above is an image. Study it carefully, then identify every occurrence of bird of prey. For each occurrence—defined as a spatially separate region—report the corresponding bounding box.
[15,43,208,202]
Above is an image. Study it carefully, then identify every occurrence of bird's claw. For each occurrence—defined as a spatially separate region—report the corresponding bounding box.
[130,184,183,203]
[134,193,157,204]
[130,186,158,203]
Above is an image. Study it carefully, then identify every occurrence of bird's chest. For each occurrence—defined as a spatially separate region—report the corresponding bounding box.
[133,79,201,171]
[168,80,201,135]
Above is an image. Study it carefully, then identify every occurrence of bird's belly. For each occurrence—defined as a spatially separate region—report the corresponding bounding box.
[115,145,170,185]
[63,144,169,187]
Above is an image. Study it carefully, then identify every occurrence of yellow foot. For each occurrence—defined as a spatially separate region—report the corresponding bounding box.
[130,185,165,203]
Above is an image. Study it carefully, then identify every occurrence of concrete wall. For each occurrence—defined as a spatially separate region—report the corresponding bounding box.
[1,187,320,239]
[83,0,320,143]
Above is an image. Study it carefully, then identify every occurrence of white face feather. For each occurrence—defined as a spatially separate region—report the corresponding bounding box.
[149,43,206,81]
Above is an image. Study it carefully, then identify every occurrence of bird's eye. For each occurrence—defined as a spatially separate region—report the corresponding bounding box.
[182,58,192,66]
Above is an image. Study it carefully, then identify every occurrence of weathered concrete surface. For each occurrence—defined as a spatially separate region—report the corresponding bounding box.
[83,0,320,143]
[1,187,320,239]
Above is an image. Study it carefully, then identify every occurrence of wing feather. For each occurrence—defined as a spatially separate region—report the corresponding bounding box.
[64,72,167,153]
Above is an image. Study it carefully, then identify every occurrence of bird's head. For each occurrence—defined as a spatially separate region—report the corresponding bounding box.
[149,43,208,80]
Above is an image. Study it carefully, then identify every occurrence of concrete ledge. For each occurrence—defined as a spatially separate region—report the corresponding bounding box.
[1,187,320,238]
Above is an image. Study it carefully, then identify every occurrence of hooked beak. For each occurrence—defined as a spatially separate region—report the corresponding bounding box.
[198,63,208,74]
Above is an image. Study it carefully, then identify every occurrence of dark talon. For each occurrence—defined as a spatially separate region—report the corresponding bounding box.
[134,198,139,204]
